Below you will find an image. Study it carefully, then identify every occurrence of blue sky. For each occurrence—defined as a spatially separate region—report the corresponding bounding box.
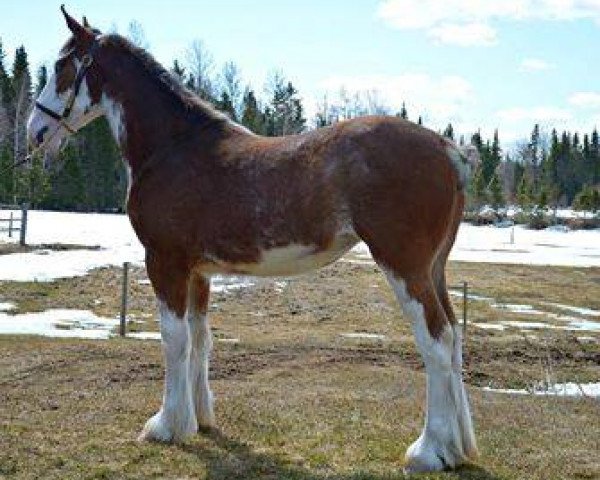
[2,0,600,147]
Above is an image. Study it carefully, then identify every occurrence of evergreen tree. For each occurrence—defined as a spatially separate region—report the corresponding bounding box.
[399,102,408,120]
[216,91,236,121]
[79,118,125,210]
[443,123,454,140]
[573,185,600,214]
[35,65,47,96]
[10,45,32,203]
[267,74,305,136]
[516,175,533,211]
[23,152,49,207]
[488,171,504,209]
[591,128,600,185]
[46,143,85,210]
[469,166,487,210]
[0,143,13,202]
[241,89,264,134]
[171,60,186,83]
[0,38,10,105]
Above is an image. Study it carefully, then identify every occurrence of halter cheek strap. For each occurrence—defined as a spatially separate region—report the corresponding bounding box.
[34,40,99,134]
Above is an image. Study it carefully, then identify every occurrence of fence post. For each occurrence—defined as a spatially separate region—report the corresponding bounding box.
[462,281,468,335]
[120,261,129,337]
[19,204,27,246]
[8,212,13,238]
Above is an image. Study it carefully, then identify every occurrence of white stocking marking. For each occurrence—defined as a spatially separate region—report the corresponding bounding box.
[383,270,477,473]
[139,301,197,442]
[188,311,215,427]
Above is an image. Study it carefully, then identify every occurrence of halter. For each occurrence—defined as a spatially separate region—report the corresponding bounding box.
[34,40,99,135]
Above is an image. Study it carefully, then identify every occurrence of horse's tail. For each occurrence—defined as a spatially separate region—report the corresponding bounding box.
[446,142,480,191]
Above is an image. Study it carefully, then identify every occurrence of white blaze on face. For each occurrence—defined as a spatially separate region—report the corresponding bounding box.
[27,58,102,153]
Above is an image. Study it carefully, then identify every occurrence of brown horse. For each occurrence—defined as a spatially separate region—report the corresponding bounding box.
[27,7,479,473]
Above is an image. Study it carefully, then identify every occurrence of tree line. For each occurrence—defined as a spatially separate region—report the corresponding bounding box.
[0,31,598,214]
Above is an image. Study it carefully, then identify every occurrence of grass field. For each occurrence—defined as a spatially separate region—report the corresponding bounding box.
[0,258,599,479]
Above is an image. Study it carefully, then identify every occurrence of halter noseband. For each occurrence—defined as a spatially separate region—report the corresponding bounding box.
[35,40,99,134]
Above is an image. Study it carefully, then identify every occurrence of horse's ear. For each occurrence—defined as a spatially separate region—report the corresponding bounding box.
[82,16,90,29]
[61,5,87,38]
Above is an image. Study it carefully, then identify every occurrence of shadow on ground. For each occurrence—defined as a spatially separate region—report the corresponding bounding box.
[181,428,505,480]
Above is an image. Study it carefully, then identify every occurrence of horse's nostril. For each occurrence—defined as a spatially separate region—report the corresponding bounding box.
[36,126,49,145]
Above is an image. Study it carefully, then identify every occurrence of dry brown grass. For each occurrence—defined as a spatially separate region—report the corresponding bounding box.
[0,259,599,479]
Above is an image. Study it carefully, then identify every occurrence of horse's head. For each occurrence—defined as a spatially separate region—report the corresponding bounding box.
[27,6,105,158]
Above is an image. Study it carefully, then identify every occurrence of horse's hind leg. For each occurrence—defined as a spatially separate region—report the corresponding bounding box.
[187,273,215,428]
[431,193,478,462]
[138,252,197,443]
[381,267,477,472]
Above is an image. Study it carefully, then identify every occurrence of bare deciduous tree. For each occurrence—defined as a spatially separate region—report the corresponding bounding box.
[185,40,215,100]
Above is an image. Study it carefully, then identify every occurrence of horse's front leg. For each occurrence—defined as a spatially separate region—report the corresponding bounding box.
[138,252,197,443]
[187,273,215,428]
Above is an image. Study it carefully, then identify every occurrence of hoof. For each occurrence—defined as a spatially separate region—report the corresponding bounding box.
[404,433,467,473]
[138,410,197,443]
[196,391,216,429]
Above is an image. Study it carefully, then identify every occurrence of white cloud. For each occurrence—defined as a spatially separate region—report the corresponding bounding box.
[568,91,600,109]
[520,58,555,71]
[429,22,497,46]
[318,73,474,127]
[496,106,573,123]
[376,0,600,46]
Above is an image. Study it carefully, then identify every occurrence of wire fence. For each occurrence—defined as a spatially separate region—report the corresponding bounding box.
[117,262,471,338]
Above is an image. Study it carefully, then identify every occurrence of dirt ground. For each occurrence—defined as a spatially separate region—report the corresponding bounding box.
[0,257,599,479]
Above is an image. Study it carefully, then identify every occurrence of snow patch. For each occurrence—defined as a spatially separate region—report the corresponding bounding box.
[210,276,254,293]
[0,302,15,312]
[472,322,506,331]
[1,211,599,283]
[341,332,387,340]
[0,309,119,339]
[482,382,600,398]
[127,331,161,340]
[542,302,600,317]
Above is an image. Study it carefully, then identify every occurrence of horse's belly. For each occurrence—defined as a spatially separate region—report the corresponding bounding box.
[205,233,360,277]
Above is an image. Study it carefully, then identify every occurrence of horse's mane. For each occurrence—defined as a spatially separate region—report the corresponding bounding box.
[101,34,226,123]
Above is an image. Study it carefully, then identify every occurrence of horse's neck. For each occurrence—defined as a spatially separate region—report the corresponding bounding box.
[99,69,223,174]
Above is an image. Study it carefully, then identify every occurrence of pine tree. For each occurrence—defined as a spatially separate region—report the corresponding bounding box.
[47,143,85,210]
[469,166,487,210]
[0,39,11,106]
[488,171,504,209]
[573,185,600,215]
[399,102,408,120]
[216,91,236,121]
[0,143,13,202]
[35,65,47,96]
[79,118,125,210]
[23,152,49,207]
[171,60,186,83]
[443,123,454,140]
[591,128,599,185]
[241,89,264,134]
[10,46,32,203]
[267,75,305,136]
[516,175,533,211]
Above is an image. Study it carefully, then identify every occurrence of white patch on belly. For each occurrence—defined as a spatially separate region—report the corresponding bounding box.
[204,233,359,277]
